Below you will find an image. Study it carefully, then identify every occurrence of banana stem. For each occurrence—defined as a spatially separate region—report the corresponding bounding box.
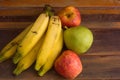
[43,4,54,17]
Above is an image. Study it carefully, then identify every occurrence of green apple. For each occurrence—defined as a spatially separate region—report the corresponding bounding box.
[63,26,93,54]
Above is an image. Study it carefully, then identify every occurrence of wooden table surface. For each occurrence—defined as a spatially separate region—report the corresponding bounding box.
[0,0,120,80]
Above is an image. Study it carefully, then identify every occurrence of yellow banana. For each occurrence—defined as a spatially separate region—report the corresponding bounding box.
[13,13,49,64]
[35,16,62,71]
[13,35,45,76]
[0,24,32,63]
[0,45,17,63]
[38,29,63,76]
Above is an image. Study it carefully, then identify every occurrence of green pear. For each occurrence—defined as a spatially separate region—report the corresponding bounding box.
[63,26,93,54]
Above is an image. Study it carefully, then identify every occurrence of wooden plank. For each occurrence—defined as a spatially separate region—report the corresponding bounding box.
[0,0,120,16]
[81,22,120,29]
[1,14,120,22]
[0,22,32,29]
[80,56,120,79]
[0,0,120,7]
[86,28,120,56]
[0,22,120,29]
[0,7,42,16]
[0,7,120,16]
[0,56,120,80]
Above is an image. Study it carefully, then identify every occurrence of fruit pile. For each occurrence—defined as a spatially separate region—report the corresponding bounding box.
[0,5,93,79]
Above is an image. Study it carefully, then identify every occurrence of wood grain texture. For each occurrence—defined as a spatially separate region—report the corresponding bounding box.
[0,22,120,80]
[0,0,120,80]
[0,0,120,7]
[0,55,120,80]
[0,21,120,29]
[0,7,120,16]
[0,0,120,16]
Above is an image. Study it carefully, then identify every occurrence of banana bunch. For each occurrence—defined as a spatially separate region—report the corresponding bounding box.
[0,7,63,76]
[35,16,63,76]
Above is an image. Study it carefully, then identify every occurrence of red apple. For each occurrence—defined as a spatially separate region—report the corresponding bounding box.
[58,6,81,27]
[54,50,82,79]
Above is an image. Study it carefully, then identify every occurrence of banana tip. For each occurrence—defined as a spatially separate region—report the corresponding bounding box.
[35,64,41,71]
[0,56,6,63]
[38,70,45,76]
[13,64,24,76]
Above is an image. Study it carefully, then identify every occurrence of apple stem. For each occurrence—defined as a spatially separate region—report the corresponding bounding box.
[43,4,54,17]
[64,26,69,30]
